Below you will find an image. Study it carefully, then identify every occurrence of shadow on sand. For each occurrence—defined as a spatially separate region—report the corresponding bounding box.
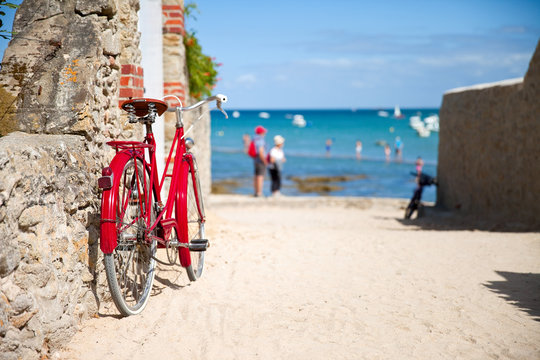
[397,205,539,233]
[484,271,540,322]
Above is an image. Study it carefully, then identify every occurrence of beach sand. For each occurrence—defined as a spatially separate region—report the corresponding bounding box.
[59,195,540,359]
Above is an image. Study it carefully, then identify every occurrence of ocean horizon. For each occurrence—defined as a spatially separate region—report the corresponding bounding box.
[211,108,439,201]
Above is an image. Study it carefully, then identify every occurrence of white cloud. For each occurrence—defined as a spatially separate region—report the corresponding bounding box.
[300,57,388,70]
[351,80,367,88]
[417,53,531,68]
[306,58,354,68]
[274,74,288,82]
[235,73,257,85]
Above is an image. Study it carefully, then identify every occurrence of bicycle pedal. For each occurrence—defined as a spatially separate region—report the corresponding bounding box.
[188,239,209,252]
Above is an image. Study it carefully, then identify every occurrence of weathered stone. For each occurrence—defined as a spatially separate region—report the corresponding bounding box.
[101,29,121,56]
[75,0,117,18]
[0,0,199,358]
[437,40,540,229]
[0,301,8,336]
[10,294,33,315]
[10,309,37,329]
[0,280,21,302]
[18,206,48,231]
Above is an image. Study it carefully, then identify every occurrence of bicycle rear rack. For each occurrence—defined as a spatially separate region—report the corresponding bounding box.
[106,141,155,152]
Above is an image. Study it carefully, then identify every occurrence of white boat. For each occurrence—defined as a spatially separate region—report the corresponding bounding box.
[409,115,423,129]
[232,111,240,118]
[416,126,431,137]
[258,112,270,119]
[424,115,439,132]
[377,110,389,117]
[409,115,431,137]
[393,105,404,119]
[292,114,307,128]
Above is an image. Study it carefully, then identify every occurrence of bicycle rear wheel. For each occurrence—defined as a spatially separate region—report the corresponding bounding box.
[179,157,206,281]
[104,157,157,316]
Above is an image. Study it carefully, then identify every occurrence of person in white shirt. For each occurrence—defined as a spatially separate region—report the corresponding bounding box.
[267,135,286,196]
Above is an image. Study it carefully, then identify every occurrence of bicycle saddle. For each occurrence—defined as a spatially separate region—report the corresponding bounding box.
[120,98,169,117]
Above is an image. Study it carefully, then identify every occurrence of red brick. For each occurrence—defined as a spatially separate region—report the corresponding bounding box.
[135,77,144,88]
[164,81,184,87]
[137,67,143,76]
[162,5,182,11]
[134,88,144,98]
[166,27,184,34]
[120,76,132,86]
[121,64,136,75]
[119,88,135,98]
[163,87,185,95]
[165,19,183,26]
[168,12,183,18]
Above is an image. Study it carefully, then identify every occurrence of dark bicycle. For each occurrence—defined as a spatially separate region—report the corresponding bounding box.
[404,172,437,219]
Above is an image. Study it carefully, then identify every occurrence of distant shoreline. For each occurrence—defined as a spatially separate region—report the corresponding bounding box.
[213,146,438,166]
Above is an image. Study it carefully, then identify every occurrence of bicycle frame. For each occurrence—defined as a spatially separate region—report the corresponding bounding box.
[100,95,226,261]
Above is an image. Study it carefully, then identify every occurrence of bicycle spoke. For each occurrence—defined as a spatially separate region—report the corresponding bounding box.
[104,157,157,316]
[182,159,206,281]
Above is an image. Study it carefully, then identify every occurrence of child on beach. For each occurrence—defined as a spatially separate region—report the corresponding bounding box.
[268,135,286,196]
[355,140,362,160]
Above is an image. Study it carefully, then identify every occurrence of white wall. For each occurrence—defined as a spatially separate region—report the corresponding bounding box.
[139,0,165,195]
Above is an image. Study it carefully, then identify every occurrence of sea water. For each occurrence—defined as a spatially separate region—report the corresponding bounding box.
[210,109,439,202]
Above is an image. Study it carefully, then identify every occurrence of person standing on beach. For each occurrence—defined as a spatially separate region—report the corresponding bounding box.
[252,125,268,197]
[394,136,403,161]
[384,144,391,162]
[355,140,362,160]
[242,133,251,154]
[268,135,286,196]
[415,156,424,175]
[325,138,333,157]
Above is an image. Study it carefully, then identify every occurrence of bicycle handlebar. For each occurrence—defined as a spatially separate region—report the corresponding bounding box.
[166,94,228,118]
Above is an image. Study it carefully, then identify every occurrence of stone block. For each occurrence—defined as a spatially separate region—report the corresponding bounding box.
[437,40,540,228]
[75,0,117,18]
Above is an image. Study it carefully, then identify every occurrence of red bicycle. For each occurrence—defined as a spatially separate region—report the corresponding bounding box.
[98,94,228,316]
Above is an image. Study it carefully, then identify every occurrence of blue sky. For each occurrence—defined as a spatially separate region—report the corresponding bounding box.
[1,1,538,109]
[192,0,540,109]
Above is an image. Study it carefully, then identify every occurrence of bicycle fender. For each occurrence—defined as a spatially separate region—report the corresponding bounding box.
[177,156,192,268]
[100,151,136,254]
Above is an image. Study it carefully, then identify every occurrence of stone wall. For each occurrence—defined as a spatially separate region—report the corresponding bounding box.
[437,40,540,229]
[0,0,144,359]
[162,0,212,198]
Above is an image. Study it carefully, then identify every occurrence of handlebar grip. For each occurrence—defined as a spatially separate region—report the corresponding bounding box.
[216,94,228,103]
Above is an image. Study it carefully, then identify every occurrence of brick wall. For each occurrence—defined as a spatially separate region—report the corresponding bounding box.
[162,1,187,107]
[162,4,185,35]
[119,64,144,105]
[163,81,186,107]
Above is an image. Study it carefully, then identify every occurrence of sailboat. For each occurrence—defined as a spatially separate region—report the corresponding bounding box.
[393,105,404,119]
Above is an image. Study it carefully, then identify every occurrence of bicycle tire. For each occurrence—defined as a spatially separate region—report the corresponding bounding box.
[404,199,417,219]
[179,157,206,281]
[104,157,157,316]
[404,206,414,219]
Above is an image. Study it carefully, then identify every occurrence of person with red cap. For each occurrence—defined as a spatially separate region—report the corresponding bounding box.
[253,125,268,197]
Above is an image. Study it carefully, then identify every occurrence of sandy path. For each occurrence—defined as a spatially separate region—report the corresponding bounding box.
[60,195,540,359]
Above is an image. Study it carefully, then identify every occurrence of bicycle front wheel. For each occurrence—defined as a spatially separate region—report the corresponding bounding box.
[179,157,206,281]
[104,156,157,316]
